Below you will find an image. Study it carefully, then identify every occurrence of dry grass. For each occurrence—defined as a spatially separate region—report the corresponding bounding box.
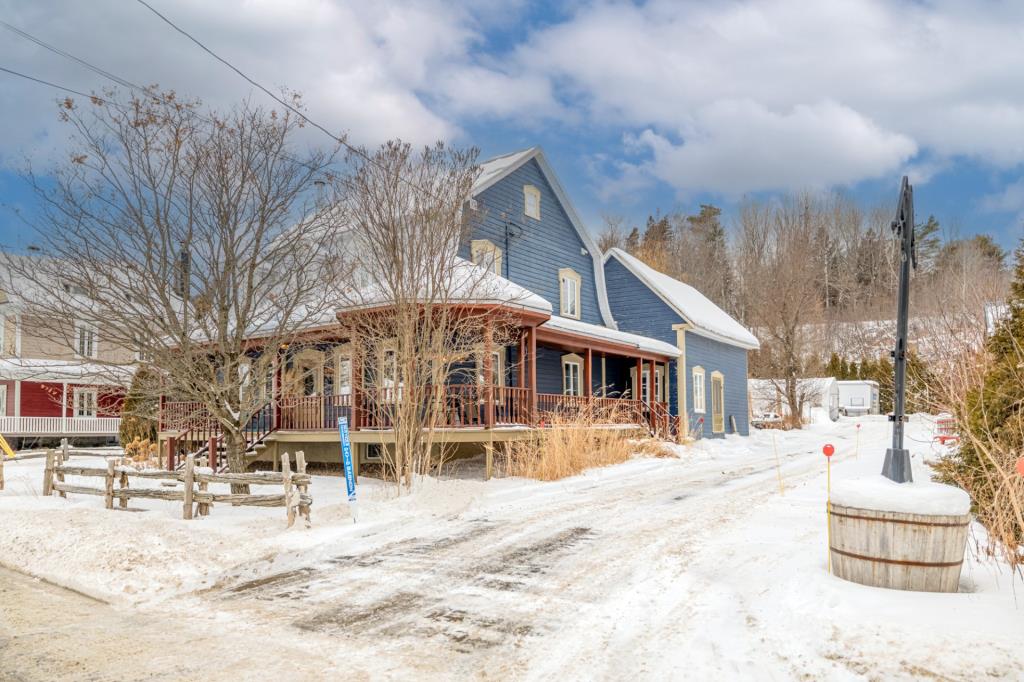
[631,437,677,459]
[504,403,672,481]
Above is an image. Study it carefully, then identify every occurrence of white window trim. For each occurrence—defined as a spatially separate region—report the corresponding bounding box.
[293,348,325,397]
[692,366,706,414]
[710,371,725,434]
[73,387,98,418]
[523,184,541,220]
[470,239,503,276]
[75,321,98,360]
[558,268,581,320]
[0,384,7,416]
[562,353,582,396]
[630,363,665,403]
[334,344,353,396]
[476,347,505,386]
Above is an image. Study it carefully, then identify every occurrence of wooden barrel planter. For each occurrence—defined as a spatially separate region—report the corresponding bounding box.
[828,502,970,593]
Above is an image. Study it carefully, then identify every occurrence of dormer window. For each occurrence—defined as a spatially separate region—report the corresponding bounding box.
[559,268,581,319]
[471,239,503,276]
[523,185,541,220]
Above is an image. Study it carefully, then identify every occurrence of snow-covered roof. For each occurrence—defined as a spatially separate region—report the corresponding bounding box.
[338,257,552,316]
[472,148,539,195]
[0,358,135,385]
[836,379,879,387]
[540,315,680,358]
[472,147,618,330]
[604,248,760,350]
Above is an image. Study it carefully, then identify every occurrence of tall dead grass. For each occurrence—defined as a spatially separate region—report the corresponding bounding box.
[504,403,639,481]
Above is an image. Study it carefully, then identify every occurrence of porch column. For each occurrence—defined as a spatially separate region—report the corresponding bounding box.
[271,349,282,431]
[518,330,527,389]
[61,382,68,434]
[648,359,656,430]
[352,332,363,430]
[483,317,494,429]
[635,357,643,400]
[529,325,537,424]
[584,348,592,398]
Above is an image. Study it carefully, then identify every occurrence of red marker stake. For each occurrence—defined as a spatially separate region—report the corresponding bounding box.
[823,443,835,574]
[1016,457,1024,477]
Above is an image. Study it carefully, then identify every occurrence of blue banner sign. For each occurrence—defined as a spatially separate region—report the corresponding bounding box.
[338,417,357,521]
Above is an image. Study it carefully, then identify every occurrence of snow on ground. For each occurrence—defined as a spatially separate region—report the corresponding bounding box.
[1,417,1023,680]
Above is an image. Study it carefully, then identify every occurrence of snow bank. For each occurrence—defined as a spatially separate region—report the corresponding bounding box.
[831,475,971,516]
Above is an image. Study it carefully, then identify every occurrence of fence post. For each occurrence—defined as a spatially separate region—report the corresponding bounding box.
[182,454,195,520]
[281,452,295,528]
[42,449,55,496]
[295,450,310,528]
[56,446,67,499]
[198,475,210,517]
[104,459,116,510]
[119,461,129,509]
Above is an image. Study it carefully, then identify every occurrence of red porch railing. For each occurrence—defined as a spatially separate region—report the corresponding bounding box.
[160,389,667,439]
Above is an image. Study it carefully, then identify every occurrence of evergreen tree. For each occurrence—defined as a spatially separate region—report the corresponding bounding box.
[915,215,943,273]
[624,226,641,252]
[937,240,1024,546]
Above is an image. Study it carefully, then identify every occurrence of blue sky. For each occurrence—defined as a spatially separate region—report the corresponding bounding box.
[2,0,1023,252]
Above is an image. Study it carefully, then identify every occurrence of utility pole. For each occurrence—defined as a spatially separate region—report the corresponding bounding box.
[881,176,916,483]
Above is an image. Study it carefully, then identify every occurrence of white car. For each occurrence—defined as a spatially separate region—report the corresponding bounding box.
[752,412,783,428]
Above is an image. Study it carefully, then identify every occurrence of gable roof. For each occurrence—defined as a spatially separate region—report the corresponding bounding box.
[472,147,618,330]
[604,248,760,350]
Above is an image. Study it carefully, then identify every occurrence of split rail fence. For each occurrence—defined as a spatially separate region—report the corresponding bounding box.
[41,449,313,527]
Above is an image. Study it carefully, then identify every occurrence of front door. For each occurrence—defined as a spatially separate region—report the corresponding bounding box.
[711,373,725,433]
[292,350,324,429]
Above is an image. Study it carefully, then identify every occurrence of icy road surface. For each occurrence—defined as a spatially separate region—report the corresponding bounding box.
[1,417,1022,680]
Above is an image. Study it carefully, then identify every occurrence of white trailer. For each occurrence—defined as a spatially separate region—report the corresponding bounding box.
[837,380,880,416]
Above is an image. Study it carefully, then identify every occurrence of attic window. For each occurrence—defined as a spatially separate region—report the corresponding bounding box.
[471,239,503,276]
[523,185,541,220]
[559,268,581,319]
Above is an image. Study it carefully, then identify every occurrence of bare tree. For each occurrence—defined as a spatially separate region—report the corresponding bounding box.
[596,213,628,252]
[338,141,525,490]
[3,88,343,487]
[737,195,825,426]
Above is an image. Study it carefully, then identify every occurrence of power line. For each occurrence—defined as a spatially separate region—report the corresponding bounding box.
[132,0,445,200]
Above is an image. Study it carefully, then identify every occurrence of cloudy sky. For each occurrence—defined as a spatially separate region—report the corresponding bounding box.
[1,0,1023,249]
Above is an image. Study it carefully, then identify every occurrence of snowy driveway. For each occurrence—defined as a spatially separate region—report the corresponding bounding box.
[2,418,1022,680]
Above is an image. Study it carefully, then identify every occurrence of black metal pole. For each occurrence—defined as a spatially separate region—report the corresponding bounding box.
[882,176,914,483]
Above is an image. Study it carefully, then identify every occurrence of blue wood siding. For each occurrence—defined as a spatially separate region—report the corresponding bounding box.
[683,332,751,437]
[462,159,603,326]
[604,255,752,438]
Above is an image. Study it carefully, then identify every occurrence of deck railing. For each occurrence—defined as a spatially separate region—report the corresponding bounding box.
[0,416,122,436]
[159,389,663,434]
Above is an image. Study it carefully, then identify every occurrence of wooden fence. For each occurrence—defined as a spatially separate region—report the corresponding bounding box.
[42,450,313,528]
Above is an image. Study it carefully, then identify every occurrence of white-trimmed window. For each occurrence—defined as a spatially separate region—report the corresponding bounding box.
[562,353,582,396]
[75,322,97,359]
[334,346,353,396]
[471,239,503,276]
[523,184,541,220]
[630,363,664,403]
[0,384,7,416]
[559,268,581,319]
[73,387,98,418]
[476,348,504,386]
[692,366,706,414]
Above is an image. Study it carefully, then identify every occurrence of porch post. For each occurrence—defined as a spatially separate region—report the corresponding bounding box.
[529,325,537,424]
[483,317,494,429]
[648,358,656,430]
[635,356,643,399]
[272,351,281,431]
[352,331,362,430]
[518,330,527,389]
[61,382,68,434]
[584,348,592,398]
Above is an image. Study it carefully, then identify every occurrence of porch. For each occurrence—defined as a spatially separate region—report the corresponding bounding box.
[0,416,122,437]
[156,315,680,468]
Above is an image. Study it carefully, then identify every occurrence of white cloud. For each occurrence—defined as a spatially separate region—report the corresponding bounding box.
[627,100,916,196]
[477,0,1024,195]
[0,0,475,167]
[980,179,1024,213]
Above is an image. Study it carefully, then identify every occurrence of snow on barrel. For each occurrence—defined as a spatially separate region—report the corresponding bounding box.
[827,476,971,593]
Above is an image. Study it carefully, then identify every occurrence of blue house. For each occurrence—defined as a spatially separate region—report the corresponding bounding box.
[603,248,760,437]
[159,146,758,470]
